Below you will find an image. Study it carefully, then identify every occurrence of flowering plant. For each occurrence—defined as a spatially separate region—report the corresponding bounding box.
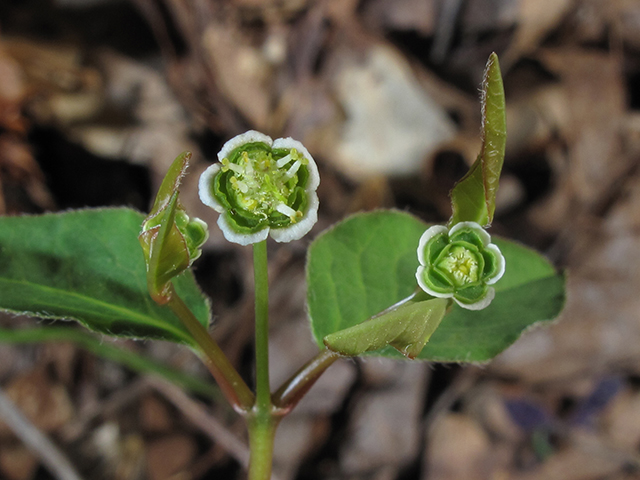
[0,53,565,480]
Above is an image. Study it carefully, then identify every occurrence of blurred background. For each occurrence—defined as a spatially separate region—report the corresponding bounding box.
[1,0,640,479]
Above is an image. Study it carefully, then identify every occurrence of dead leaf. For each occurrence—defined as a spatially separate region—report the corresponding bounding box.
[539,49,626,209]
[510,437,626,480]
[0,370,73,436]
[0,443,38,480]
[140,394,173,433]
[503,0,574,67]
[341,362,429,474]
[424,413,493,480]
[361,0,436,34]
[325,44,456,180]
[602,388,640,449]
[201,22,272,130]
[146,434,197,480]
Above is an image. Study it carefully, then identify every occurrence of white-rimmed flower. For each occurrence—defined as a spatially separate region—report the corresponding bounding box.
[415,221,505,310]
[199,131,320,245]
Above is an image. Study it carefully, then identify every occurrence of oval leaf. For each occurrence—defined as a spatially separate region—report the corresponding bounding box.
[450,52,506,227]
[0,208,210,345]
[306,210,565,362]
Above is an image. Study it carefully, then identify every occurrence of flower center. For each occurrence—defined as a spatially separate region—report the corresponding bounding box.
[221,148,307,222]
[438,245,480,287]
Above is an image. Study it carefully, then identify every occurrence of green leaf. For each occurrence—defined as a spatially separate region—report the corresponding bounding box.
[450,52,506,227]
[306,210,565,362]
[0,208,210,346]
[0,326,219,399]
[324,297,447,359]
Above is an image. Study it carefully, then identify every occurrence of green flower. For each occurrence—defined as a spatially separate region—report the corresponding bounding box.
[199,131,320,245]
[415,221,505,310]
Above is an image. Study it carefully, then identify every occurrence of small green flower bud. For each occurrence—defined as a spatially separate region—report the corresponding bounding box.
[415,221,505,310]
[198,131,320,245]
[139,152,208,304]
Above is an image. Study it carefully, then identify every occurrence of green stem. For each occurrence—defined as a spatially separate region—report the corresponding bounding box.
[247,414,279,480]
[166,286,254,412]
[247,240,277,480]
[272,348,339,413]
[253,240,271,412]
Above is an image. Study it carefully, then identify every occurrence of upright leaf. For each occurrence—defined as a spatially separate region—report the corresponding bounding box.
[0,208,210,345]
[450,53,507,226]
[307,211,565,362]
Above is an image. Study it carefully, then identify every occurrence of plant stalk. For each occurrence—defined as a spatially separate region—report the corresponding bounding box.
[272,348,339,413]
[166,286,254,412]
[247,413,279,480]
[247,240,276,480]
[253,240,271,412]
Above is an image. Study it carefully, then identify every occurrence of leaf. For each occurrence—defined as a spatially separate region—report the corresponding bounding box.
[149,152,191,217]
[450,52,507,226]
[323,297,447,359]
[0,326,219,399]
[306,210,565,362]
[0,208,210,345]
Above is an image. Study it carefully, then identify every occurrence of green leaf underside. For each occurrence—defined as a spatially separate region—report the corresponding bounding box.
[324,298,447,359]
[0,209,210,345]
[307,210,565,362]
[450,52,506,227]
[0,326,218,399]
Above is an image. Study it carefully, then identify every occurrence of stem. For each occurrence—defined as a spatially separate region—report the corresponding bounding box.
[247,414,279,480]
[246,348,340,478]
[253,240,271,411]
[166,286,254,412]
[247,240,276,480]
[272,348,340,413]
